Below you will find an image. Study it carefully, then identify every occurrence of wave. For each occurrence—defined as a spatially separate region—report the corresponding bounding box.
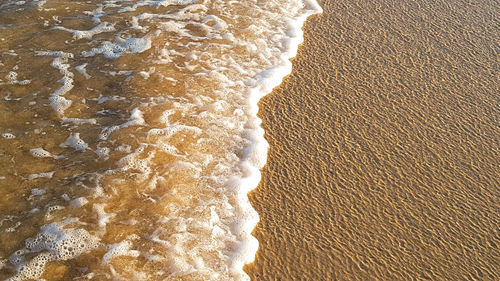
[0,0,321,280]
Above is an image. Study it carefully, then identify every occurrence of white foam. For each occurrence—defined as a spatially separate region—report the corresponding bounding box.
[36,51,74,117]
[118,0,195,13]
[70,197,88,208]
[60,133,88,151]
[75,63,91,79]
[93,204,115,230]
[53,22,115,40]
[95,147,110,158]
[2,1,322,279]
[30,188,46,196]
[115,144,132,153]
[45,205,64,219]
[34,0,47,10]
[2,133,16,139]
[82,37,152,59]
[28,171,55,180]
[3,94,22,101]
[27,188,46,201]
[62,118,97,125]
[220,1,322,277]
[99,107,146,140]
[30,148,63,159]
[102,240,140,264]
[5,71,17,81]
[0,70,30,85]
[8,221,100,281]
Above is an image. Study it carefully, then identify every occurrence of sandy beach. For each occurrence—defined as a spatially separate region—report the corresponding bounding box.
[246,0,499,280]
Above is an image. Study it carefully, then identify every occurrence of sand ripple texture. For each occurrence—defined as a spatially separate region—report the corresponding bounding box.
[246,0,499,280]
[0,0,320,280]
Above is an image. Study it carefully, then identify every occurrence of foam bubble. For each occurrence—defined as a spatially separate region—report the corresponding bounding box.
[102,240,140,265]
[29,188,46,198]
[8,221,99,281]
[28,171,55,180]
[36,51,75,117]
[84,6,105,23]
[45,205,65,219]
[30,148,56,159]
[1,70,30,85]
[99,107,146,140]
[75,63,91,79]
[95,147,110,158]
[53,22,115,40]
[2,133,16,139]
[62,118,97,125]
[82,37,152,59]
[93,204,116,230]
[115,144,132,153]
[70,197,89,208]
[5,71,17,81]
[60,133,88,151]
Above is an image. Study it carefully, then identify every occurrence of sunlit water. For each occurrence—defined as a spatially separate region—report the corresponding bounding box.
[0,0,321,280]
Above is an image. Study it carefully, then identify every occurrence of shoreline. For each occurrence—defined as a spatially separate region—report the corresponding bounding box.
[239,1,323,276]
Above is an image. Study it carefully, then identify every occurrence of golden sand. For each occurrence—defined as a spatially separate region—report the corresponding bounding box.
[246,0,499,280]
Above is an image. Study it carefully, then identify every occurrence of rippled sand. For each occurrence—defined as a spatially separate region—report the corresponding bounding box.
[246,0,499,280]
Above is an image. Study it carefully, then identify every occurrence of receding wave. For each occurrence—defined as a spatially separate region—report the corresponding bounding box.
[0,0,321,280]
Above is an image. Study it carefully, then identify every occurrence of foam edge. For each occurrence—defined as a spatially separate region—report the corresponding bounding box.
[233,1,322,280]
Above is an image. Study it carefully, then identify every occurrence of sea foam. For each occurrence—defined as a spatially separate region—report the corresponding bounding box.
[0,0,322,280]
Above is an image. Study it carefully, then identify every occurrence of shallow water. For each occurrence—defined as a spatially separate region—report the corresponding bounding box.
[246,0,499,280]
[0,0,320,280]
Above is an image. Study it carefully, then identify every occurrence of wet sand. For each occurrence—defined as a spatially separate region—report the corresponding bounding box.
[246,0,499,280]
